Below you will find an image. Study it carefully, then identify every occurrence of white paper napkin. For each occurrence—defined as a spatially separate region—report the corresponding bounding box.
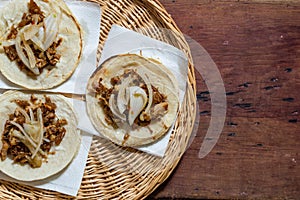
[0,0,101,95]
[0,1,101,197]
[75,25,188,157]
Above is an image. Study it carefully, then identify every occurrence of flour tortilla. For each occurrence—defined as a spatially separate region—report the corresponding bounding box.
[0,0,82,89]
[86,54,179,147]
[0,90,81,181]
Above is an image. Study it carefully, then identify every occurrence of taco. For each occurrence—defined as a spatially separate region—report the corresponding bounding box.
[0,0,82,89]
[0,90,80,181]
[86,54,179,147]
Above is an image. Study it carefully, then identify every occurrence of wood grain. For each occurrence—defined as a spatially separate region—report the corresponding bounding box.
[148,0,300,199]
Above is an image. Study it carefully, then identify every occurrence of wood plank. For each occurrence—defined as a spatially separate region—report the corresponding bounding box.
[149,0,300,199]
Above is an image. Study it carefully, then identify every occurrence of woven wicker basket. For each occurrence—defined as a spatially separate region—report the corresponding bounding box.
[0,0,197,199]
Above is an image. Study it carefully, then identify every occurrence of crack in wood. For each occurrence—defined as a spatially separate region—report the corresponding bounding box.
[227,132,236,137]
[227,122,238,126]
[282,97,294,102]
[200,110,210,115]
[226,91,240,96]
[238,82,252,88]
[233,103,252,109]
[263,85,281,90]
[284,68,292,72]
[288,119,297,123]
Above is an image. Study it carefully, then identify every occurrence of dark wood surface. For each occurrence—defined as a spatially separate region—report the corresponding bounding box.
[149,0,300,199]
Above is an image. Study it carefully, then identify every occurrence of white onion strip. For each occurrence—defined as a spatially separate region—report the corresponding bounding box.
[31,35,45,51]
[17,107,30,123]
[15,35,30,67]
[9,121,37,149]
[31,108,44,159]
[117,77,131,114]
[43,14,59,50]
[136,69,153,114]
[0,39,16,47]
[22,37,36,69]
[29,107,34,122]
[23,24,42,41]
[11,130,46,157]
[109,94,126,121]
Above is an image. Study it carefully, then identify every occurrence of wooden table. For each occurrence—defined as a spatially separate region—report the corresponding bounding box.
[149,0,300,199]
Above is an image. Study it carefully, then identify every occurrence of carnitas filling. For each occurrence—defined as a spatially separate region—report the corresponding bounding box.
[0,95,68,168]
[93,69,169,129]
[1,0,63,76]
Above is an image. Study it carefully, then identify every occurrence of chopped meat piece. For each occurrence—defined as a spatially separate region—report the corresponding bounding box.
[30,94,38,103]
[55,128,66,145]
[57,119,68,126]
[18,13,32,27]
[110,76,121,85]
[36,58,48,69]
[14,111,26,124]
[151,102,168,117]
[98,98,118,129]
[43,112,55,123]
[45,39,63,66]
[152,86,166,104]
[28,155,42,168]
[44,96,57,111]
[0,140,9,161]
[7,26,18,40]
[14,100,30,108]
[41,142,51,152]
[4,46,18,61]
[28,0,43,16]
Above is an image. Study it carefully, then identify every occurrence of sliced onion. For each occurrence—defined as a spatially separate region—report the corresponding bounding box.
[15,34,40,74]
[136,69,153,114]
[11,130,35,152]
[0,39,16,47]
[31,35,45,51]
[128,86,148,126]
[22,37,36,68]
[23,122,39,142]
[43,14,59,50]
[109,94,126,121]
[31,108,44,159]
[117,77,131,114]
[11,129,46,157]
[23,24,42,41]
[15,34,30,67]
[37,25,45,43]
[17,107,31,123]
[29,107,34,122]
[151,102,168,117]
[10,121,37,149]
[16,107,40,142]
[31,14,40,25]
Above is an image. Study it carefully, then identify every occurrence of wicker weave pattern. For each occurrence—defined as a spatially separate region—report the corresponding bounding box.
[0,0,196,199]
